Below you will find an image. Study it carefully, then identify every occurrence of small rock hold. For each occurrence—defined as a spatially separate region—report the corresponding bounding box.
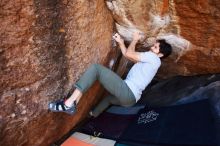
[16,99,22,104]
[23,117,28,121]
[25,88,30,91]
[21,110,27,115]
[58,28,65,33]
[21,105,26,109]
[11,113,16,118]
[28,36,34,43]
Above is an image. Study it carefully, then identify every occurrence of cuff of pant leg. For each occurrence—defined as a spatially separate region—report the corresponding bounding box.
[74,83,85,93]
[91,110,99,118]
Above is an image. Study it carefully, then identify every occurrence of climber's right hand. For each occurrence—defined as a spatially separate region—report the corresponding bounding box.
[113,33,124,44]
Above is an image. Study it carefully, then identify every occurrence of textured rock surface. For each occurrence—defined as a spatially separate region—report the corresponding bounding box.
[0,0,113,146]
[1,0,220,145]
[106,0,220,78]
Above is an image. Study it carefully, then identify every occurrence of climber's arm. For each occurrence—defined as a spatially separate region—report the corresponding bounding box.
[127,31,142,52]
[118,40,141,62]
[113,32,142,62]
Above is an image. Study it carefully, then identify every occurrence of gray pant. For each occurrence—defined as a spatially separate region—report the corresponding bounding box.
[74,64,136,117]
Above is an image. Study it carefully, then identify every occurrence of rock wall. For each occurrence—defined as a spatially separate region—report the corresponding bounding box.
[106,0,220,78]
[1,0,220,145]
[0,0,113,146]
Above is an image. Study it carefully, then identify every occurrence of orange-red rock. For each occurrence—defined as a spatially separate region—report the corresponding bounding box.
[106,0,220,78]
[0,0,113,146]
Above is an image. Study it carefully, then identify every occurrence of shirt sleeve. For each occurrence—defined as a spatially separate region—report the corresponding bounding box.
[139,52,161,67]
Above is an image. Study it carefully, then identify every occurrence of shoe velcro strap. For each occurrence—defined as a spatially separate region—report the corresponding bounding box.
[55,102,66,111]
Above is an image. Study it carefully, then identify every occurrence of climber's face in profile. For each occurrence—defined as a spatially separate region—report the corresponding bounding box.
[150,42,160,54]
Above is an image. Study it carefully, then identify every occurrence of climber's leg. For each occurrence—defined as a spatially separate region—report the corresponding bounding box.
[91,94,121,117]
[49,63,136,114]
